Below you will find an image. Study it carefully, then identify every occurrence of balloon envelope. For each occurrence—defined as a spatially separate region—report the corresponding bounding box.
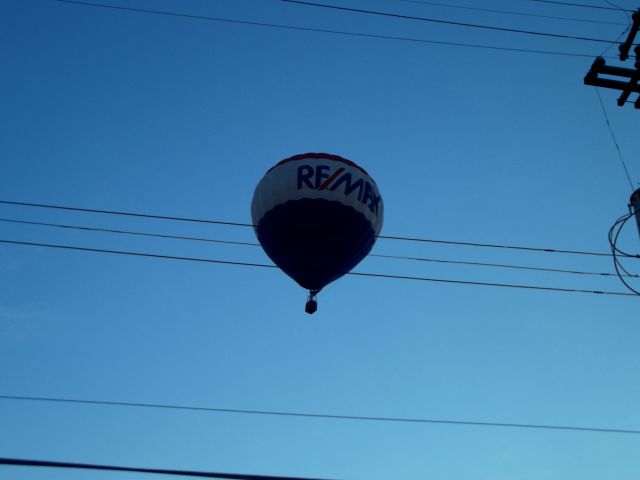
[251,153,384,292]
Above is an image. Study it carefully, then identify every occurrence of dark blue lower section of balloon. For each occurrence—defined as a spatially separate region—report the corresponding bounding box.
[256,199,376,291]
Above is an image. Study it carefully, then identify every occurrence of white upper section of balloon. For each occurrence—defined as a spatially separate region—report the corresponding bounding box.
[252,154,384,234]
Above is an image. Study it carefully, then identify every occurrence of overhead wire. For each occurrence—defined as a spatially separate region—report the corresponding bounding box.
[0,218,259,247]
[529,0,635,13]
[609,211,639,258]
[0,199,253,228]
[379,233,616,257]
[597,1,632,56]
[0,238,636,296]
[598,25,629,57]
[608,211,640,295]
[1,217,635,278]
[397,0,627,25]
[594,88,636,192]
[605,0,634,21]
[0,457,329,480]
[611,217,640,294]
[50,0,611,58]
[280,0,619,43]
[0,200,622,258]
[371,252,635,277]
[1,394,639,434]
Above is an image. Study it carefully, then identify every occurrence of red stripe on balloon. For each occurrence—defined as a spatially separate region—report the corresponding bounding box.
[319,167,345,190]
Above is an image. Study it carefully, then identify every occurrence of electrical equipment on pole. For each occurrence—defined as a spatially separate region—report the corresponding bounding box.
[584,9,640,108]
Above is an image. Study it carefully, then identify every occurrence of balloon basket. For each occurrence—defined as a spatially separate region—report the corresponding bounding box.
[305,290,319,314]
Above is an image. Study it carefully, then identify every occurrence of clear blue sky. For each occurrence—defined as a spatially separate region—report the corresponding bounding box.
[1,0,640,479]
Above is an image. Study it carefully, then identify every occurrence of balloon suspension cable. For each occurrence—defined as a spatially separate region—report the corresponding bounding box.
[305,290,320,315]
[608,194,640,296]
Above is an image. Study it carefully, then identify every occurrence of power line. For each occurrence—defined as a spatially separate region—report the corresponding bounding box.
[1,239,276,269]
[372,253,636,277]
[0,218,259,247]
[2,217,634,278]
[48,0,605,58]
[530,0,635,13]
[0,457,331,480]
[598,25,630,57]
[609,211,640,295]
[281,0,618,43]
[1,394,639,434]
[379,233,618,257]
[0,198,253,228]
[0,200,621,258]
[597,1,632,57]
[0,238,635,296]
[595,88,636,191]
[398,0,627,25]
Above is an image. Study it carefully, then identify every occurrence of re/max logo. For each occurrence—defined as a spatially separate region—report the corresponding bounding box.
[297,165,381,215]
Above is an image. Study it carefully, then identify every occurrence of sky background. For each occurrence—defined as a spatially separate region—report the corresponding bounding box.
[1,0,640,478]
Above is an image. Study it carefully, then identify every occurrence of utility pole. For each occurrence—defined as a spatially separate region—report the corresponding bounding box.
[584,9,640,234]
[584,11,640,289]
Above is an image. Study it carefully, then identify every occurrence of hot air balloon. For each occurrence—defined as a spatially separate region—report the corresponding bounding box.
[251,153,384,313]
